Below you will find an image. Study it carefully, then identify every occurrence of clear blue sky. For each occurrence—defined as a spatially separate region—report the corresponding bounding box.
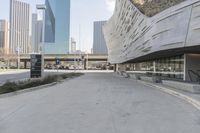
[0,0,115,53]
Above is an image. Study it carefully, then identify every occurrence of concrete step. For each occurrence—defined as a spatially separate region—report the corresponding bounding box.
[162,80,200,94]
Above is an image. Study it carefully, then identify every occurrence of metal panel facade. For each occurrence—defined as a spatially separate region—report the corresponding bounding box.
[103,0,200,64]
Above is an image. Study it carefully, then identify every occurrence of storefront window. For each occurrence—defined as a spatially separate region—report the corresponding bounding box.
[122,55,184,80]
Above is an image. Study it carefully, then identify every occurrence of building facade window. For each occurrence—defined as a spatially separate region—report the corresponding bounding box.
[118,55,184,80]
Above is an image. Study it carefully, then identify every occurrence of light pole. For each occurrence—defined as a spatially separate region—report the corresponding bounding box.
[87,53,89,70]
[17,45,20,69]
[36,4,46,77]
[13,30,21,70]
[74,53,76,72]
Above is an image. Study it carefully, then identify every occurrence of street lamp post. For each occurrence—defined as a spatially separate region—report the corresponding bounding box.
[36,4,46,77]
[14,30,21,70]
[87,53,89,70]
[17,45,20,69]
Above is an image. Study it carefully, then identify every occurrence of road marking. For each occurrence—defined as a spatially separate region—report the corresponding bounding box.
[139,81,200,111]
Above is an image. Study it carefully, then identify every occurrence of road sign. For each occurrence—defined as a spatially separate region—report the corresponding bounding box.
[56,58,60,65]
[30,54,42,78]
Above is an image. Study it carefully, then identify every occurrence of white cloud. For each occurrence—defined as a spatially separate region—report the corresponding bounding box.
[105,0,116,13]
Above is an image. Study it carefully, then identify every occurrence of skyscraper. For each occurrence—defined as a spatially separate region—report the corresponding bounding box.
[93,21,108,54]
[31,13,43,53]
[10,0,31,54]
[0,20,9,54]
[71,38,76,54]
[44,0,70,54]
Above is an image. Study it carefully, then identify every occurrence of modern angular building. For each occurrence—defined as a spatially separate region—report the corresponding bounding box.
[44,0,70,54]
[10,0,31,54]
[31,14,43,53]
[103,0,200,82]
[0,20,9,54]
[93,21,108,54]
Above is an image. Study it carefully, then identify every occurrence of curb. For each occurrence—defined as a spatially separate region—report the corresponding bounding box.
[139,80,200,111]
[0,82,57,98]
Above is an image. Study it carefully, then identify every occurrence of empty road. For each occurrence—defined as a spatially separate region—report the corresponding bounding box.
[0,70,68,84]
[0,71,30,84]
[0,73,200,133]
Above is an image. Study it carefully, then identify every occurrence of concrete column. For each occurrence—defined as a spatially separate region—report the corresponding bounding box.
[135,63,141,71]
[24,61,27,69]
[153,61,156,73]
[114,64,117,72]
[84,59,87,70]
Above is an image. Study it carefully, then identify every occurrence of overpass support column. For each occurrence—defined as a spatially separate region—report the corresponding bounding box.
[24,61,27,69]
[114,64,119,72]
[84,59,87,70]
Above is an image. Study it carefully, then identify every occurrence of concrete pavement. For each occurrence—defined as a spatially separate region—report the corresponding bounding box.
[0,73,200,133]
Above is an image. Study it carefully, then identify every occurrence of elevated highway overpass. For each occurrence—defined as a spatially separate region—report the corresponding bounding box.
[19,54,108,69]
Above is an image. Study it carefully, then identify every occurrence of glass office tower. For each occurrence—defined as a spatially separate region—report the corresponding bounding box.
[44,0,70,54]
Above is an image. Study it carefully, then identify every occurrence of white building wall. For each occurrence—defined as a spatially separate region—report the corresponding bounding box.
[0,20,9,54]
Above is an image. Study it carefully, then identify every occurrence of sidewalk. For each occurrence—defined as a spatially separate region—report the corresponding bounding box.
[142,81,200,104]
[159,83,200,103]
[117,72,200,107]
[122,74,200,111]
[0,73,200,133]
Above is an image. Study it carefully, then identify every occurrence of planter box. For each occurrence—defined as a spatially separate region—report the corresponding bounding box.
[140,76,162,83]
[129,73,141,80]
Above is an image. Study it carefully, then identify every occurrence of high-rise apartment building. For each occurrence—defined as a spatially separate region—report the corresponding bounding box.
[9,0,31,54]
[71,38,76,54]
[44,0,70,54]
[0,20,9,54]
[31,14,42,53]
[93,21,108,54]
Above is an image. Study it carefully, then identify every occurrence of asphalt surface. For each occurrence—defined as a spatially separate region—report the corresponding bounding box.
[0,72,30,84]
[0,71,65,84]
[0,70,114,85]
[0,73,200,133]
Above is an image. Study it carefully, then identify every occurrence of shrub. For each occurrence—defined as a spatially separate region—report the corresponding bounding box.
[0,73,83,95]
[0,82,18,94]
